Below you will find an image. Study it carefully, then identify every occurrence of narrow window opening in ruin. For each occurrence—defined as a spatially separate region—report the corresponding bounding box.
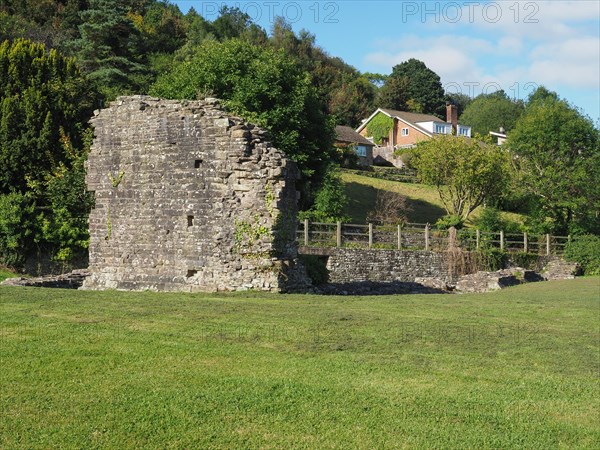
[194,159,202,168]
[186,269,197,278]
[187,215,194,227]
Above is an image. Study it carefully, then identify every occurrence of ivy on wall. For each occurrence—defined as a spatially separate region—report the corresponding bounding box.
[366,112,393,145]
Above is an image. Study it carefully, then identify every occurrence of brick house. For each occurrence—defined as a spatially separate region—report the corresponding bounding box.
[356,104,471,167]
[334,125,375,166]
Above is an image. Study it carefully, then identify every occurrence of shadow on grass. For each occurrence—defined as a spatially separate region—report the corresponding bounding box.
[316,281,449,296]
[343,182,446,224]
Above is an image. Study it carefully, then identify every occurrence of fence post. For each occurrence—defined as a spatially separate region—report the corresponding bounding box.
[524,232,528,253]
[336,221,342,248]
[546,234,551,255]
[304,219,309,246]
[500,230,504,251]
[476,229,480,250]
[397,225,402,251]
[368,223,373,249]
[425,224,430,251]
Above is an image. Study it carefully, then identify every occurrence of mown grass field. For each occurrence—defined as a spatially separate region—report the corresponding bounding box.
[1,278,599,448]
[342,171,525,226]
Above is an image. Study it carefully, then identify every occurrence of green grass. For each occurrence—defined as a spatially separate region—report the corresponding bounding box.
[342,171,526,226]
[1,278,599,448]
[0,267,18,282]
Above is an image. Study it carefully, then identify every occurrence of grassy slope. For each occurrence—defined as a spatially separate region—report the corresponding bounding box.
[342,171,525,226]
[1,279,599,448]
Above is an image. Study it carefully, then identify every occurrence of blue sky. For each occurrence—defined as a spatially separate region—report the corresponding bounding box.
[173,1,600,121]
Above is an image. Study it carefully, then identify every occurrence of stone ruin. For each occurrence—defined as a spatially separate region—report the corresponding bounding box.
[82,96,309,292]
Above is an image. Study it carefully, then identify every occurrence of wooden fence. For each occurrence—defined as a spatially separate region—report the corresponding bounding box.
[296,221,571,256]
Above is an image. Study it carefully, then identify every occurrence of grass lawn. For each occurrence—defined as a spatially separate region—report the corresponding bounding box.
[342,171,526,226]
[1,278,599,448]
[0,268,18,283]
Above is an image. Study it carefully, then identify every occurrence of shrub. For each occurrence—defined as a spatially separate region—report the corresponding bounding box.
[299,165,349,223]
[436,215,464,230]
[564,235,600,275]
[366,190,410,225]
[474,207,520,233]
[474,246,507,271]
[510,252,541,270]
[0,192,36,268]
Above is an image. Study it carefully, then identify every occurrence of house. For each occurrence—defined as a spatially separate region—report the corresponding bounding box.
[334,125,375,166]
[356,104,472,167]
[489,127,507,145]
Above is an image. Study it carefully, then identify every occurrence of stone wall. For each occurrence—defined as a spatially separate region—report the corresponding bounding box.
[325,249,451,283]
[83,96,309,292]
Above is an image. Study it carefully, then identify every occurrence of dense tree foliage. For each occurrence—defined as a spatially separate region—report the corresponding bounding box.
[0,39,96,267]
[459,90,525,137]
[412,135,511,220]
[380,59,446,117]
[507,91,600,234]
[150,38,335,207]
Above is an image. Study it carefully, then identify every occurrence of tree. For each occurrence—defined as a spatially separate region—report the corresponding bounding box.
[445,92,472,118]
[0,39,97,268]
[72,0,150,99]
[150,38,335,207]
[0,39,96,193]
[329,75,376,128]
[459,90,524,137]
[386,59,446,117]
[377,75,410,111]
[507,95,600,234]
[412,135,511,221]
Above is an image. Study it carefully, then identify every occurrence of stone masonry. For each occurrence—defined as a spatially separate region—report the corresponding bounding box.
[82,96,309,292]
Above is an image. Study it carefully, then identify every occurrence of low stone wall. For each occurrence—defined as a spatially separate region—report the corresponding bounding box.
[1,270,91,289]
[325,249,451,284]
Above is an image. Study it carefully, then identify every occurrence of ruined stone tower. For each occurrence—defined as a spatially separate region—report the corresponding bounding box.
[82,96,308,292]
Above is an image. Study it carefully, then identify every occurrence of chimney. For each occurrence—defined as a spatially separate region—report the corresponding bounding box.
[446,102,458,135]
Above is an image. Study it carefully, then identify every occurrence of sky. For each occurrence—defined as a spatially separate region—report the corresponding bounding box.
[173,1,600,121]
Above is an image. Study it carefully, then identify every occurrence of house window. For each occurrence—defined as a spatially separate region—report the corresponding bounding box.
[459,127,469,136]
[401,128,409,136]
[355,145,367,157]
[435,124,447,134]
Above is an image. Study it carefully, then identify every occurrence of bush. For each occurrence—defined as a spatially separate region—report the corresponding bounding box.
[474,207,520,233]
[0,192,36,268]
[474,247,507,271]
[510,252,541,270]
[299,255,329,285]
[299,166,349,223]
[564,235,600,275]
[436,215,464,230]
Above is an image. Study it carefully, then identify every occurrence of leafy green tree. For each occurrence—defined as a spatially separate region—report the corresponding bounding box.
[329,75,376,128]
[298,165,349,223]
[150,38,335,207]
[507,95,600,234]
[386,59,446,117]
[0,39,97,268]
[72,0,149,99]
[377,75,410,112]
[412,135,511,220]
[0,191,36,268]
[445,92,472,118]
[0,39,96,193]
[459,90,524,137]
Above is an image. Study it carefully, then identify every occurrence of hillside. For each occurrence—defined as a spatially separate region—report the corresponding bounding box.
[341,171,525,226]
